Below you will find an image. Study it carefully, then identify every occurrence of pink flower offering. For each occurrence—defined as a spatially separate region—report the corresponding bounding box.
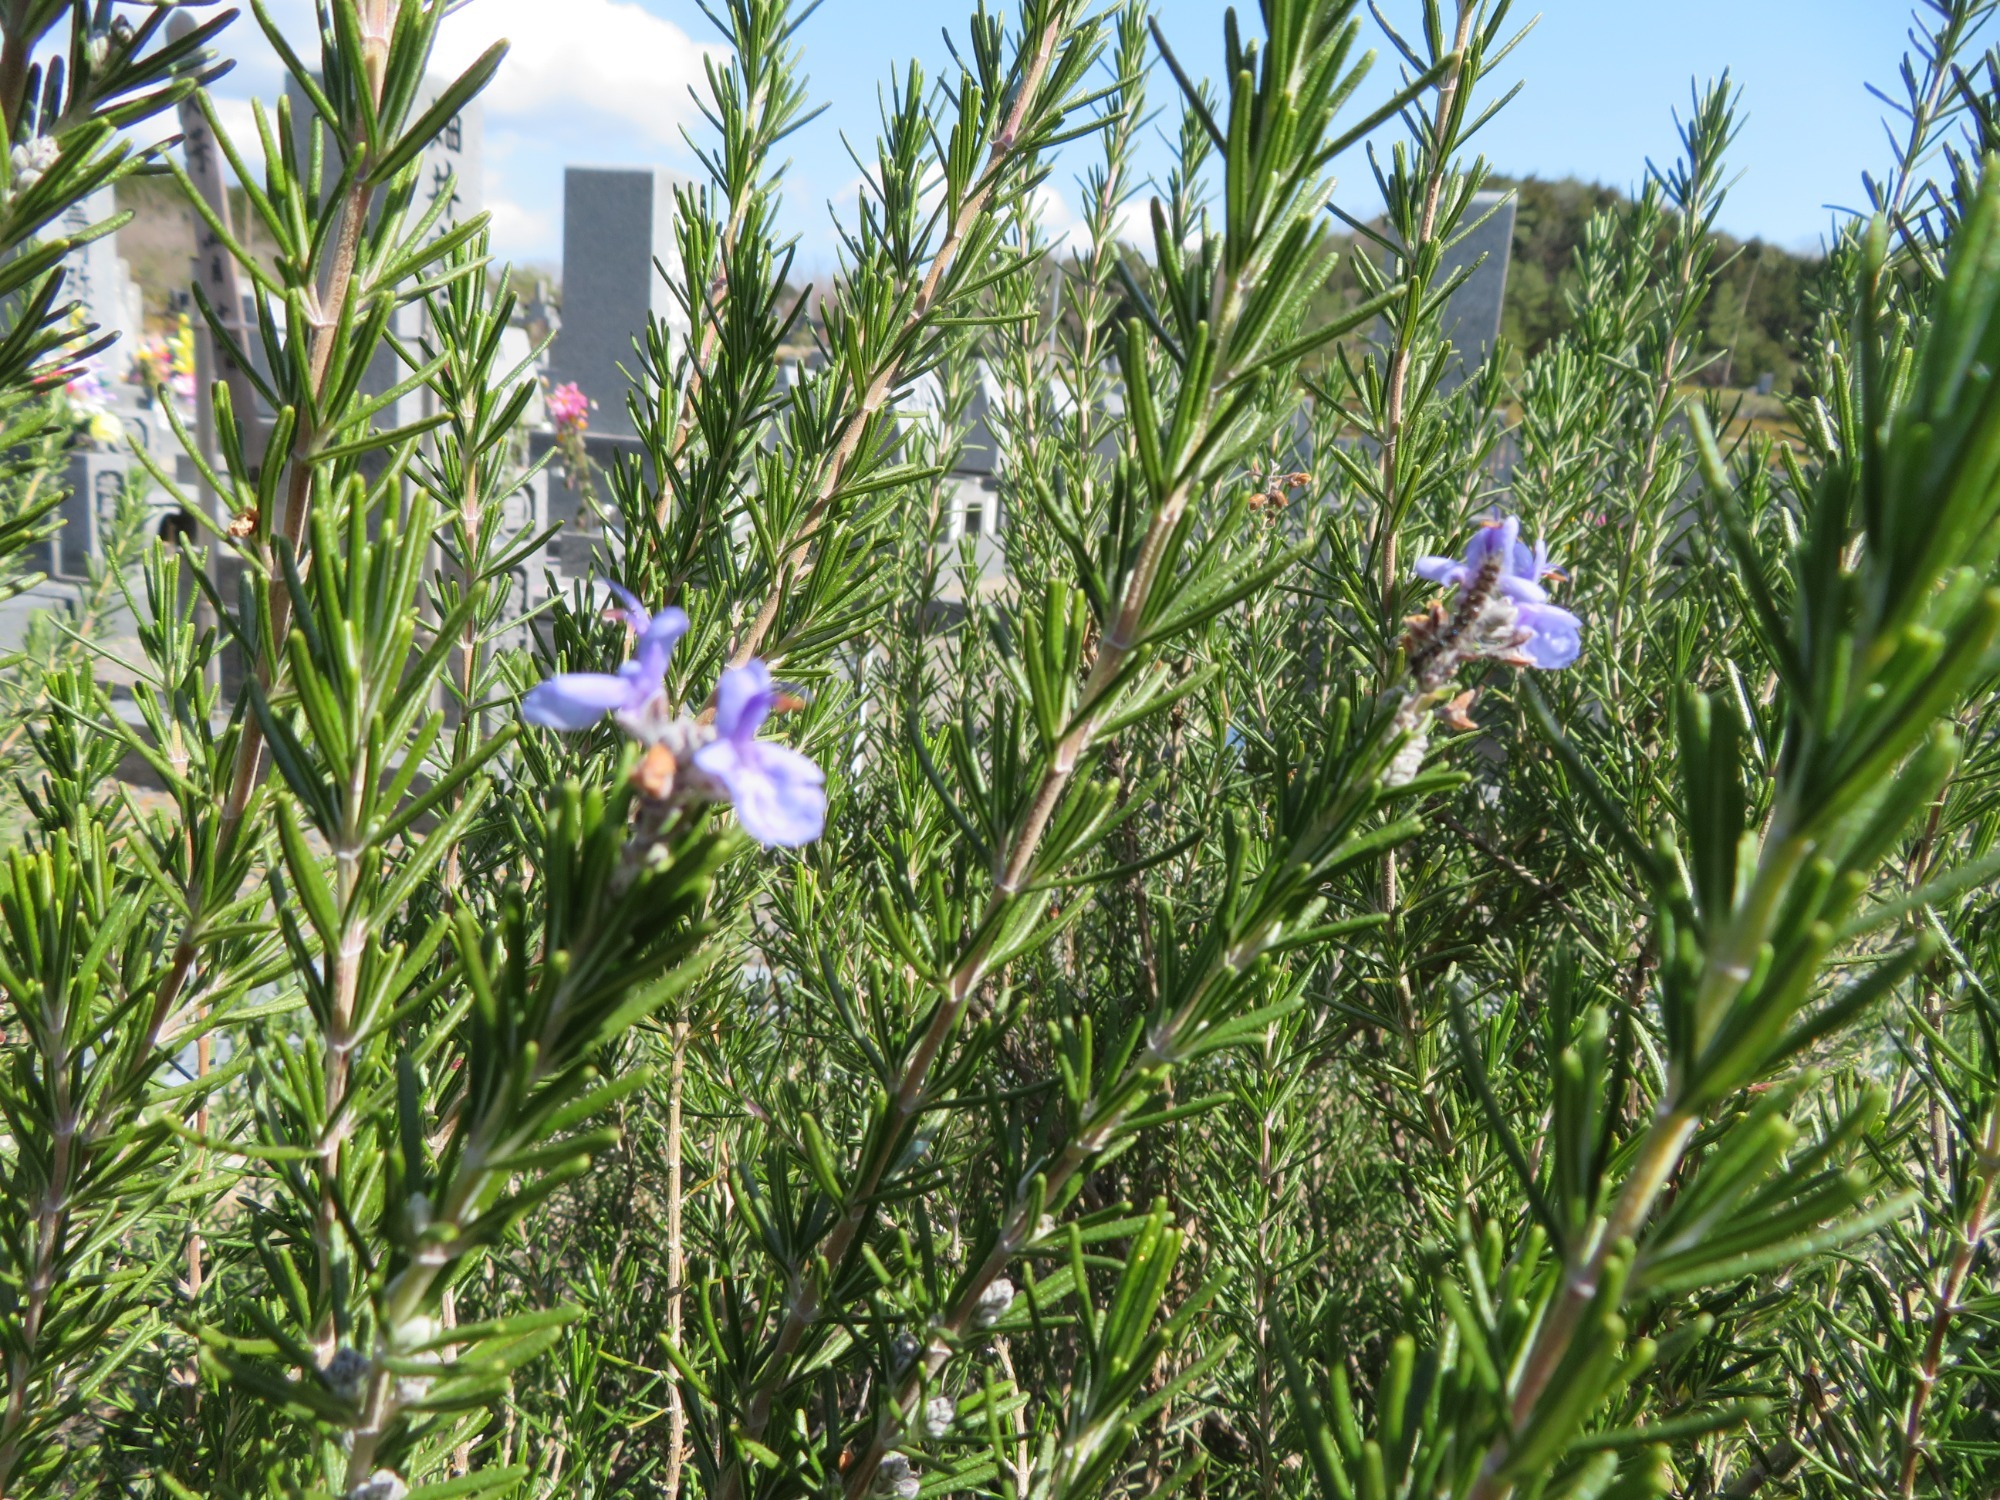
[547,381,592,435]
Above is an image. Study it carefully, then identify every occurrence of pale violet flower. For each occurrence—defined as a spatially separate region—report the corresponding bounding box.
[521,583,689,731]
[1385,514,1585,790]
[520,586,825,849]
[1412,514,1581,670]
[693,661,827,846]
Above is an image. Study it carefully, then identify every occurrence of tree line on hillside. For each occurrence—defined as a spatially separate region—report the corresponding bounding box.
[1308,173,1823,395]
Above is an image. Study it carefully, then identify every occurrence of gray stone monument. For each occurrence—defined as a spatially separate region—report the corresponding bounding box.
[489,467,553,652]
[547,166,690,440]
[394,77,483,430]
[45,188,177,579]
[282,73,484,240]
[283,74,484,431]
[413,82,483,248]
[58,184,143,377]
[50,449,186,579]
[1437,188,1515,390]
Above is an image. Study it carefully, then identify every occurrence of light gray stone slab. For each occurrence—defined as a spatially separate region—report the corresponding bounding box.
[59,184,144,376]
[1437,189,1516,390]
[283,75,485,429]
[46,451,179,580]
[548,166,690,438]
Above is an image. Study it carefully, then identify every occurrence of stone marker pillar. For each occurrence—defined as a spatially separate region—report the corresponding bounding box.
[282,73,484,432]
[547,166,689,442]
[1437,189,1516,391]
[57,185,143,377]
[392,76,485,429]
[415,85,483,246]
[173,10,262,537]
[48,189,161,580]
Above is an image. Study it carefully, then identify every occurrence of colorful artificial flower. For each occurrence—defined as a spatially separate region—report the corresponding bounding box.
[546,380,592,436]
[65,362,111,408]
[166,314,197,403]
[62,360,123,448]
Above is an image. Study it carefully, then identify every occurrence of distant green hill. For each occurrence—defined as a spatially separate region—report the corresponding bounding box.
[1500,175,1821,392]
[1309,175,1823,395]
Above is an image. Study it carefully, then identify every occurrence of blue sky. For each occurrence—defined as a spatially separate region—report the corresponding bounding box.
[215,1,1953,275]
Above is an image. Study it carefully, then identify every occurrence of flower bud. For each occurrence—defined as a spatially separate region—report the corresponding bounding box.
[396,1314,442,1352]
[1383,714,1429,791]
[876,1453,921,1500]
[972,1278,1014,1329]
[321,1345,369,1402]
[923,1395,955,1438]
[889,1331,921,1371]
[346,1471,407,1500]
[10,136,57,193]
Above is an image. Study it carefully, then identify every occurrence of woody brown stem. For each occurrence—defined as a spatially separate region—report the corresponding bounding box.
[724,19,1065,673]
[1898,1101,2000,1496]
[0,1021,75,1499]
[715,60,1156,1486]
[1373,1,1477,656]
[664,1023,691,1500]
[445,440,486,899]
[151,138,380,1048]
[1375,1,1475,919]
[841,749,1405,1499]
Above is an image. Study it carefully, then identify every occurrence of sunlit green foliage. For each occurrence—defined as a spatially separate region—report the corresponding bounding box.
[3,3,2000,1499]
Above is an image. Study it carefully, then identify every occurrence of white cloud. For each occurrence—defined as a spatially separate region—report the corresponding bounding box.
[485,194,554,254]
[431,0,722,146]
[1110,193,1155,248]
[1032,181,1156,253]
[1031,181,1083,250]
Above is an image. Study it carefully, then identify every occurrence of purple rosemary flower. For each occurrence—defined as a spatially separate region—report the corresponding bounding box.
[691,661,827,848]
[1384,515,1584,789]
[521,582,689,731]
[520,588,826,848]
[1412,515,1581,671]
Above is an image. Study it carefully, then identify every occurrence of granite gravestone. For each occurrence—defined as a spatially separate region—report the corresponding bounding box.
[547,166,690,442]
[282,74,484,430]
[58,184,144,377]
[1437,189,1516,391]
[48,190,173,578]
[392,76,484,429]
[901,365,1000,546]
[415,84,483,250]
[280,74,485,243]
